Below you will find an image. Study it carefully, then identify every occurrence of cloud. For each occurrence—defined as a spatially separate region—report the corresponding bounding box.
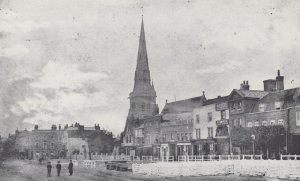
[0,44,29,58]
[14,61,109,128]
[195,59,243,75]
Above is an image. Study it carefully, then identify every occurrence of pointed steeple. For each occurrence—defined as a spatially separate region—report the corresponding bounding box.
[133,17,151,90]
[126,17,158,121]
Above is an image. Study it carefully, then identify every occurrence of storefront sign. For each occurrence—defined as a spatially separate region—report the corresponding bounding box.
[215,102,228,111]
[216,119,229,126]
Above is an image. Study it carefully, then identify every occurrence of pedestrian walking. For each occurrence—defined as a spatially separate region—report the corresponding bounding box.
[56,161,61,176]
[68,160,73,176]
[46,161,52,177]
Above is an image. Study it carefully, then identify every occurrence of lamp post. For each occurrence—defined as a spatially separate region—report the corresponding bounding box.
[251,134,255,155]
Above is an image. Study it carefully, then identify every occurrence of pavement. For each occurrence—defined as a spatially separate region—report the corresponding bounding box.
[0,159,285,181]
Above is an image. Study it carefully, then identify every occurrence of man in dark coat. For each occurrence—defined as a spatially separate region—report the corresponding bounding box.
[46,161,52,177]
[56,161,61,176]
[68,160,73,176]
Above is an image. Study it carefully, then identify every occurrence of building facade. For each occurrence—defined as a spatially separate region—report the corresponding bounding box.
[14,124,115,160]
[192,96,230,155]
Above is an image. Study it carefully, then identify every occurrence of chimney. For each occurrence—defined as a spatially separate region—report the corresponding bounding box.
[34,125,38,130]
[59,124,61,130]
[165,99,168,104]
[276,69,284,91]
[263,79,276,91]
[240,80,250,90]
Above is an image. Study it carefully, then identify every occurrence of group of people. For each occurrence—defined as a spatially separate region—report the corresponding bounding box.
[46,160,74,177]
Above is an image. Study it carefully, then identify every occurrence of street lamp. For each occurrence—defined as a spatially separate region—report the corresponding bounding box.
[251,134,255,155]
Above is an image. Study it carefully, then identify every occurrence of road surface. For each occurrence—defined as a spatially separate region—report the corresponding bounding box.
[0,160,279,181]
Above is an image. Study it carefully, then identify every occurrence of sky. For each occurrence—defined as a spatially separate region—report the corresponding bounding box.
[0,0,300,137]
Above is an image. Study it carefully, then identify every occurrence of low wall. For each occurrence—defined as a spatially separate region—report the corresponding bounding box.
[132,160,300,179]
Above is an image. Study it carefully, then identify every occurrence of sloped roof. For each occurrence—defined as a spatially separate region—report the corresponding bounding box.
[161,96,206,114]
[232,89,269,99]
[203,96,229,106]
[261,87,300,108]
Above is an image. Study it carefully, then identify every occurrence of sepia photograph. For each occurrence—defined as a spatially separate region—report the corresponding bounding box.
[0,0,300,180]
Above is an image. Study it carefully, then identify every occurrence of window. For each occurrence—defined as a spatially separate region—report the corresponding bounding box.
[231,103,235,109]
[171,133,174,140]
[275,102,281,110]
[189,133,192,140]
[270,120,276,125]
[259,104,265,112]
[278,119,284,125]
[237,101,242,110]
[221,110,226,119]
[254,121,259,127]
[210,143,214,151]
[207,127,213,138]
[35,142,39,148]
[196,128,201,139]
[141,103,145,112]
[247,122,253,127]
[262,121,268,126]
[163,134,166,142]
[185,133,188,141]
[208,112,212,122]
[43,141,47,149]
[51,143,54,149]
[297,111,300,126]
[196,114,200,124]
[235,118,242,126]
[181,133,185,141]
[177,133,180,141]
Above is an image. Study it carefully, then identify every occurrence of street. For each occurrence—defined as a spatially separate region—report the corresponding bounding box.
[0,160,283,181]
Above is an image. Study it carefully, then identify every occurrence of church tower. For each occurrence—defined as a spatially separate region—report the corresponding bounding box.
[127,18,159,121]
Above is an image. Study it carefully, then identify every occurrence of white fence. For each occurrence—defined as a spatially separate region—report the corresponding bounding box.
[132,160,300,179]
[161,156,174,162]
[281,154,300,160]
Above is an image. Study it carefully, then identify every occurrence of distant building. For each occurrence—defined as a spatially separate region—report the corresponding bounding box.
[14,123,115,160]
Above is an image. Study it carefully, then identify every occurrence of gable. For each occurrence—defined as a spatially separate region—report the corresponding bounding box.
[229,90,242,100]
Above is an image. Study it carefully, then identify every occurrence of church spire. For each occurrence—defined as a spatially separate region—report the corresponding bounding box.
[133,17,151,89]
[127,18,158,120]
